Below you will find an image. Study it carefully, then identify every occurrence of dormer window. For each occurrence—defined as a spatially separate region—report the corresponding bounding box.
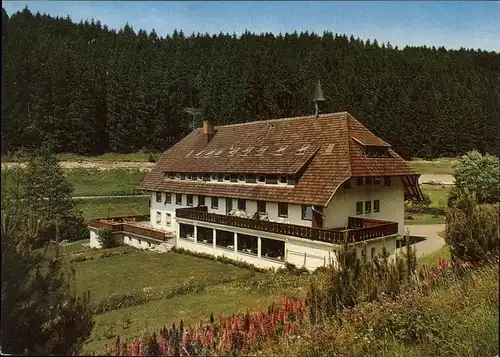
[279,175,288,184]
[175,173,181,179]
[223,174,230,181]
[180,173,186,180]
[197,174,203,181]
[211,174,218,181]
[238,174,246,182]
[257,175,265,183]
[364,146,390,158]
[168,172,176,179]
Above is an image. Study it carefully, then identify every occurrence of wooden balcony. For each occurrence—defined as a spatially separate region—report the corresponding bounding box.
[176,207,398,245]
[88,215,170,242]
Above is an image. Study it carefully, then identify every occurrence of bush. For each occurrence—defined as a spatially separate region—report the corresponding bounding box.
[445,190,499,264]
[97,228,119,249]
[452,150,500,204]
[147,153,157,163]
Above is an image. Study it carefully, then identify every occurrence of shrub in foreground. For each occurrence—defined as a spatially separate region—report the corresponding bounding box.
[445,190,499,264]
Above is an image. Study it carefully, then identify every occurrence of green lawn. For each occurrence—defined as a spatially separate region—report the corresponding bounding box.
[78,197,149,222]
[421,185,452,210]
[409,157,457,175]
[66,168,146,196]
[64,246,286,355]
[2,152,162,163]
[71,250,250,303]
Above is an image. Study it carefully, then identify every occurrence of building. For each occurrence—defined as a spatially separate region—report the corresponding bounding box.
[89,112,423,270]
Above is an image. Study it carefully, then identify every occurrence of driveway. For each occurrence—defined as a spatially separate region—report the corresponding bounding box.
[398,224,446,259]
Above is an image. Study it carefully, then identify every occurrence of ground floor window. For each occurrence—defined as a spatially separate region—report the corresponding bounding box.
[237,233,258,255]
[374,199,380,213]
[197,226,213,245]
[216,229,234,250]
[179,223,194,240]
[261,237,285,261]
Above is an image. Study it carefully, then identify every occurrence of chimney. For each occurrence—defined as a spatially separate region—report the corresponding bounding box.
[202,120,215,142]
[312,80,326,118]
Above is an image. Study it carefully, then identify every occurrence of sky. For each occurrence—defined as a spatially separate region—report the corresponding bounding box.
[3,1,499,52]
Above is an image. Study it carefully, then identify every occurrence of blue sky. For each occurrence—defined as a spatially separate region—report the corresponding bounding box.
[3,1,499,52]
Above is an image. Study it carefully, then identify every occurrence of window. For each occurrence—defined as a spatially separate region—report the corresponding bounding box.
[187,194,193,206]
[198,174,203,181]
[180,173,186,180]
[356,201,363,215]
[257,175,266,183]
[278,203,288,217]
[257,201,266,213]
[365,176,372,185]
[165,192,171,204]
[156,192,162,202]
[266,175,278,184]
[175,172,181,179]
[211,196,219,209]
[211,174,218,181]
[156,211,161,224]
[238,175,246,182]
[223,174,230,181]
[198,195,205,206]
[246,174,256,183]
[186,174,192,180]
[230,174,237,182]
[365,201,372,214]
[169,172,176,179]
[374,200,380,213]
[384,176,391,186]
[166,213,171,226]
[176,194,182,205]
[356,177,364,186]
[279,175,288,184]
[238,199,246,210]
[226,198,233,214]
[374,176,381,185]
[302,205,312,220]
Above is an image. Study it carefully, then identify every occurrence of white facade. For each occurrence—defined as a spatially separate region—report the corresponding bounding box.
[324,177,406,235]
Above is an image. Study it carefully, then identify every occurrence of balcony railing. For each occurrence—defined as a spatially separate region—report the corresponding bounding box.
[176,207,398,244]
[88,216,169,241]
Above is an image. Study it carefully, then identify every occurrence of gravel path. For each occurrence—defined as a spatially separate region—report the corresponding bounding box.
[399,224,446,258]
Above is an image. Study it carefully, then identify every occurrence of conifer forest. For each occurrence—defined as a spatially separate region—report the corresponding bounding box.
[2,8,499,158]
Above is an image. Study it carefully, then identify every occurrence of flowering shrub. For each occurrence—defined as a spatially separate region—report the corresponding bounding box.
[105,296,307,356]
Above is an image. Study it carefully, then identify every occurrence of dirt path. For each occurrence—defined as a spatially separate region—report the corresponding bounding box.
[1,161,155,172]
[419,174,454,185]
[399,224,446,258]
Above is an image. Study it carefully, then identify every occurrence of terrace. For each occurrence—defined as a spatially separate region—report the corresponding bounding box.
[88,215,173,242]
[175,206,398,245]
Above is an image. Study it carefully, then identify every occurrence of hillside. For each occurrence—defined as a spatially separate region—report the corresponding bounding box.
[2,7,499,158]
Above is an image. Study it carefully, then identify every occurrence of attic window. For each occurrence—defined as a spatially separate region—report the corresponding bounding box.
[325,144,335,153]
[255,146,269,156]
[180,173,186,180]
[186,174,192,180]
[238,174,246,182]
[223,174,230,181]
[279,175,288,184]
[191,175,198,181]
[211,174,218,181]
[257,175,266,183]
[175,173,181,179]
[241,147,254,156]
[364,146,390,158]
[296,145,310,155]
[168,172,176,179]
[274,145,288,155]
[197,174,203,181]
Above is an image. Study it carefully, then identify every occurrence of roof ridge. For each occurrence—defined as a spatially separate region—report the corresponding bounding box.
[214,111,350,129]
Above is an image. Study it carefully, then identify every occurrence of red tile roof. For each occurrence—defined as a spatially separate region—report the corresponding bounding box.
[139,112,420,205]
